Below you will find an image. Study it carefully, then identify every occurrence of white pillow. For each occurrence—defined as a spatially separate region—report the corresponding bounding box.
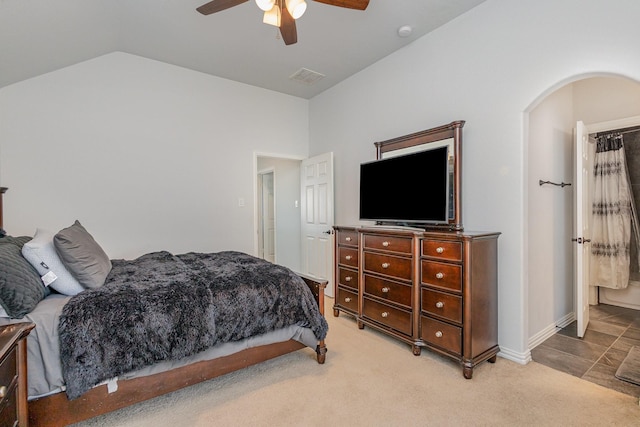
[21,229,85,296]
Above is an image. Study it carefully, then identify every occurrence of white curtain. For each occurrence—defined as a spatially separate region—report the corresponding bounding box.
[590,133,635,289]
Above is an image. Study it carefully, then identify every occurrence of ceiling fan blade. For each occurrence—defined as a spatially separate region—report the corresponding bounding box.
[312,0,369,10]
[279,5,298,45]
[197,0,249,15]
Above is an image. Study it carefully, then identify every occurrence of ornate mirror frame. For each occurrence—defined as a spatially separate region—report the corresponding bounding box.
[374,121,464,231]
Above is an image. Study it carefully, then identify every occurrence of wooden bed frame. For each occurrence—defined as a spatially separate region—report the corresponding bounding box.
[0,188,328,427]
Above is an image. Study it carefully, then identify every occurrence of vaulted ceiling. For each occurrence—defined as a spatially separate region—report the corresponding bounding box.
[0,0,486,99]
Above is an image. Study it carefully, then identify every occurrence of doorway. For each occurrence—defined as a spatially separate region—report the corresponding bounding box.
[255,155,303,272]
[254,152,335,297]
[527,76,640,350]
[587,118,640,311]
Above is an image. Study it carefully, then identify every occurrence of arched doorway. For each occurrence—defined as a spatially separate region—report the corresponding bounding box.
[526,75,640,348]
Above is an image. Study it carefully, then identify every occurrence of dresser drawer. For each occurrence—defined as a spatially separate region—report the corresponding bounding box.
[422,239,462,262]
[363,297,412,336]
[0,346,17,427]
[421,288,462,324]
[336,287,358,313]
[338,247,359,268]
[0,385,17,427]
[364,252,411,281]
[364,274,411,308]
[0,347,16,399]
[338,267,358,291]
[336,229,358,247]
[363,234,412,254]
[421,317,462,355]
[421,260,462,292]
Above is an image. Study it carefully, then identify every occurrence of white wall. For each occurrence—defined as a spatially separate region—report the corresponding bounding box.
[573,77,640,125]
[527,84,575,343]
[256,156,302,271]
[0,52,309,259]
[308,0,640,362]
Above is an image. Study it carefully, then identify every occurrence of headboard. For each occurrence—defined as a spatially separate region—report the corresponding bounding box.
[0,187,6,229]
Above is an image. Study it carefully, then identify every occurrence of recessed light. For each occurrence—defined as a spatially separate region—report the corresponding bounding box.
[398,25,412,38]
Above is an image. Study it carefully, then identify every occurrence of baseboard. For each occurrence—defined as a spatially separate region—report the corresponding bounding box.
[498,347,531,365]
[528,323,558,350]
[528,311,575,351]
[556,311,575,329]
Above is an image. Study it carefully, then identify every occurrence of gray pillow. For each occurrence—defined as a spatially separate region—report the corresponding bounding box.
[54,221,112,290]
[0,236,48,318]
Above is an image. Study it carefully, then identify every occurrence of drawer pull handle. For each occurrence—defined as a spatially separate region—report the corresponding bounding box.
[436,272,444,279]
[436,247,445,254]
[344,297,352,303]
[0,385,6,398]
[435,331,443,338]
[382,241,390,247]
[345,255,353,261]
[381,311,389,318]
[345,276,352,282]
[435,301,444,308]
[381,262,390,269]
[345,237,352,242]
[382,287,390,293]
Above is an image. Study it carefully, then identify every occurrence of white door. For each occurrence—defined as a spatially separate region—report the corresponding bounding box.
[300,152,334,297]
[574,121,591,337]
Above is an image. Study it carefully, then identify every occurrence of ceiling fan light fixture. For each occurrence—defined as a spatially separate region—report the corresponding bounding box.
[263,3,281,27]
[285,0,307,19]
[255,0,276,12]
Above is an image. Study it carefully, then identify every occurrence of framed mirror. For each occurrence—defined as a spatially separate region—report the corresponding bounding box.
[374,121,464,231]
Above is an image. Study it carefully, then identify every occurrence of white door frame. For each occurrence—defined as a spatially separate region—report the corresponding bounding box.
[257,168,276,262]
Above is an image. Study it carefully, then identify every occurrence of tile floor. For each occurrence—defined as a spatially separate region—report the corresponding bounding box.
[531,303,640,397]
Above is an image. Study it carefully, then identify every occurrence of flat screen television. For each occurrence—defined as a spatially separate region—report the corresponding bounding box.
[359,145,451,226]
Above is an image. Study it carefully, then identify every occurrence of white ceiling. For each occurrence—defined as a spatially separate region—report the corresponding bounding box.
[0,0,486,99]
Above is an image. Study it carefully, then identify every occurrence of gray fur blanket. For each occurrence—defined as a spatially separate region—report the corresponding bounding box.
[58,250,328,400]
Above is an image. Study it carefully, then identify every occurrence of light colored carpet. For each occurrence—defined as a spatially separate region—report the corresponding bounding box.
[74,298,640,427]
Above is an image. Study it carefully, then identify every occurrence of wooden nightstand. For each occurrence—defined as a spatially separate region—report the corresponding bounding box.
[0,323,35,427]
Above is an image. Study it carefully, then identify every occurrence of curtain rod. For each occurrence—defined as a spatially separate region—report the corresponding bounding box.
[592,125,640,137]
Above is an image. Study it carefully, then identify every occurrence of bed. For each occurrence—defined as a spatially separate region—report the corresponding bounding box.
[0,187,328,427]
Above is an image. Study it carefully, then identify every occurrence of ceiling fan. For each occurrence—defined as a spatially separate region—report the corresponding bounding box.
[196,0,370,45]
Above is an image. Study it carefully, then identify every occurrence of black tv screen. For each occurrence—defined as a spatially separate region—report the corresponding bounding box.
[359,146,449,225]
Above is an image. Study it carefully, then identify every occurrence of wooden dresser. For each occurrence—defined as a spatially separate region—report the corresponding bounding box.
[0,323,35,427]
[333,226,499,379]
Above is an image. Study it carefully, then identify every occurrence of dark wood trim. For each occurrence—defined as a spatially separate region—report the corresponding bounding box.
[28,275,327,427]
[373,121,464,231]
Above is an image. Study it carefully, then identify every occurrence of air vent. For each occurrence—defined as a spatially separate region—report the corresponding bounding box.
[289,68,325,85]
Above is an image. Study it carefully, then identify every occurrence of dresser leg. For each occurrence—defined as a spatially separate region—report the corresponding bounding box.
[357,319,364,329]
[463,365,473,379]
[333,308,340,317]
[488,355,497,363]
[412,345,421,356]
